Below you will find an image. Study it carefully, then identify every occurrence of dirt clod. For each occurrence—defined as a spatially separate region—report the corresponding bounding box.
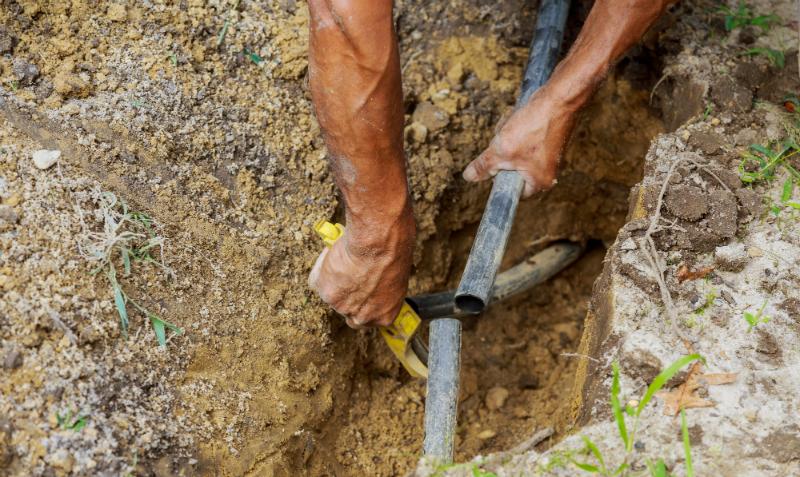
[707,189,738,239]
[412,101,449,133]
[665,184,708,221]
[714,242,747,271]
[485,386,510,411]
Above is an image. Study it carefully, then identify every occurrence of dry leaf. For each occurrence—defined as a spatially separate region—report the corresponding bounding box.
[676,264,714,283]
[655,362,737,416]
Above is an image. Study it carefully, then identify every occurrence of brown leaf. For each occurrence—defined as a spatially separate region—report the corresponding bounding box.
[676,264,714,283]
[655,362,737,416]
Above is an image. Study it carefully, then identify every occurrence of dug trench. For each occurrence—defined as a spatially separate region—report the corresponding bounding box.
[301,59,667,476]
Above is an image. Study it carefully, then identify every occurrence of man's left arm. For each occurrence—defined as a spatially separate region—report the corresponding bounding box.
[463,0,678,196]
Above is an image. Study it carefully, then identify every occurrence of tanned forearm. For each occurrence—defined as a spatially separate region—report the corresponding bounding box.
[308,0,412,248]
[539,0,676,114]
[308,0,414,328]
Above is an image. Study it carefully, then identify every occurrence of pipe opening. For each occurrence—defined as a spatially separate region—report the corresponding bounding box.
[454,294,486,315]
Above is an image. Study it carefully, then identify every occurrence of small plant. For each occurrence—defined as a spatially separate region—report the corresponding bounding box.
[718,2,779,32]
[78,192,182,346]
[741,47,785,68]
[567,355,703,476]
[681,409,694,477]
[744,301,771,331]
[56,409,88,432]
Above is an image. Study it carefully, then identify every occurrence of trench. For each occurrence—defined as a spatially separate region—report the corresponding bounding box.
[294,52,667,476]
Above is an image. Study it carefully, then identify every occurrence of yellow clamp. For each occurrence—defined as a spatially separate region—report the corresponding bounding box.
[313,219,428,379]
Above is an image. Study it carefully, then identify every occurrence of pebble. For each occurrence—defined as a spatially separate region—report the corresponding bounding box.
[477,429,496,440]
[405,122,428,143]
[32,149,61,169]
[714,242,748,271]
[3,348,21,369]
[485,386,509,411]
[0,205,17,224]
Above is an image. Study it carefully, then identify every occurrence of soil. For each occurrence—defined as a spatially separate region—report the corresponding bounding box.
[6,0,794,476]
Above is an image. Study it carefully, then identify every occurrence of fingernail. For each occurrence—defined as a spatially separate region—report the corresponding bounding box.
[463,165,476,181]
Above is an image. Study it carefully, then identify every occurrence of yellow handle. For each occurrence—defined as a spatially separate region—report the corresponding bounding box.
[313,220,428,378]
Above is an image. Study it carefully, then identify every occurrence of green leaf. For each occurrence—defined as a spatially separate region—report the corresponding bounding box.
[786,201,800,209]
[148,314,183,347]
[572,461,600,473]
[682,409,694,477]
[637,354,703,416]
[649,459,669,477]
[113,284,129,338]
[781,178,794,202]
[122,248,132,276]
[610,362,630,449]
[724,15,735,31]
[582,436,608,475]
[71,416,88,432]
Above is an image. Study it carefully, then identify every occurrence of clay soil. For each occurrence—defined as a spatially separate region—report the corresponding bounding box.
[0,1,668,476]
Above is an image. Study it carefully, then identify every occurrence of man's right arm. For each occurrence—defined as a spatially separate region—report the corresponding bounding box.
[307,0,415,328]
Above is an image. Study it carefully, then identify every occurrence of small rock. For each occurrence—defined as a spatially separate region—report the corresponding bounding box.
[46,449,74,474]
[477,429,496,440]
[412,101,449,133]
[734,128,758,146]
[53,72,92,98]
[665,184,708,221]
[3,348,21,369]
[0,26,17,54]
[107,4,128,22]
[747,247,763,258]
[32,149,61,169]
[0,205,17,224]
[485,386,509,410]
[405,122,428,143]
[714,243,747,271]
[12,58,39,86]
[620,238,637,251]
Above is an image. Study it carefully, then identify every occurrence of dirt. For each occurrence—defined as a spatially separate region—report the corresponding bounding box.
[7,0,794,476]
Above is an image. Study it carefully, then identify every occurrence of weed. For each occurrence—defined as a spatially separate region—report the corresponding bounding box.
[741,47,785,68]
[78,191,182,346]
[56,409,88,432]
[744,301,770,331]
[217,0,241,47]
[568,355,703,476]
[681,409,694,477]
[718,2,779,32]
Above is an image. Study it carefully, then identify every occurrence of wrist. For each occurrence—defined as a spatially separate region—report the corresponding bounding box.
[346,191,416,254]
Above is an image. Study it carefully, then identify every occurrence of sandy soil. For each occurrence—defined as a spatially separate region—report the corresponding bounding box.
[4,0,795,476]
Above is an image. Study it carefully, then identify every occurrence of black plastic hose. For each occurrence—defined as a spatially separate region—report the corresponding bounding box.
[422,0,572,465]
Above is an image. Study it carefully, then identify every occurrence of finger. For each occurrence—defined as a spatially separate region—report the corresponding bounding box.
[345,316,366,330]
[308,246,330,291]
[521,177,538,198]
[463,151,497,182]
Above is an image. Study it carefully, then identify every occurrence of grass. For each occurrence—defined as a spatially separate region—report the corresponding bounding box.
[56,409,88,432]
[564,355,703,477]
[744,301,771,331]
[78,192,182,347]
[739,133,800,217]
[741,47,785,68]
[717,2,779,33]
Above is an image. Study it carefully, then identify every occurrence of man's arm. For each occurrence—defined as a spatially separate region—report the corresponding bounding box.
[463,0,678,196]
[307,0,414,328]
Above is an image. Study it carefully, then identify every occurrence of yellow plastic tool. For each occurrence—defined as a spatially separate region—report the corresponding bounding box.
[313,219,428,379]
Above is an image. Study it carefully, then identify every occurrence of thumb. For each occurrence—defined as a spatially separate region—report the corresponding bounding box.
[463,151,496,182]
[308,246,330,291]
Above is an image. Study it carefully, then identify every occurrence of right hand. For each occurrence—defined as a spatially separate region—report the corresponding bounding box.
[308,212,415,328]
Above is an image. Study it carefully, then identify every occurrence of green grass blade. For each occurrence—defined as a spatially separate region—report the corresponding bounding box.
[681,409,694,477]
[582,436,608,474]
[610,362,630,449]
[782,178,794,202]
[637,354,703,416]
[113,284,129,338]
[648,459,669,477]
[122,248,132,276]
[149,314,167,347]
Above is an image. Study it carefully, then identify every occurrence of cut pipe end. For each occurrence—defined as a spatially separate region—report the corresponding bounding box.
[454,294,485,315]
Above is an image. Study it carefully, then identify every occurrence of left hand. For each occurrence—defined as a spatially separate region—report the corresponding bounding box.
[462,88,578,197]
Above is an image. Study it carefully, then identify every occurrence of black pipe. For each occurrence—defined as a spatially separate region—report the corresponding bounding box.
[409,241,582,320]
[454,0,571,314]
